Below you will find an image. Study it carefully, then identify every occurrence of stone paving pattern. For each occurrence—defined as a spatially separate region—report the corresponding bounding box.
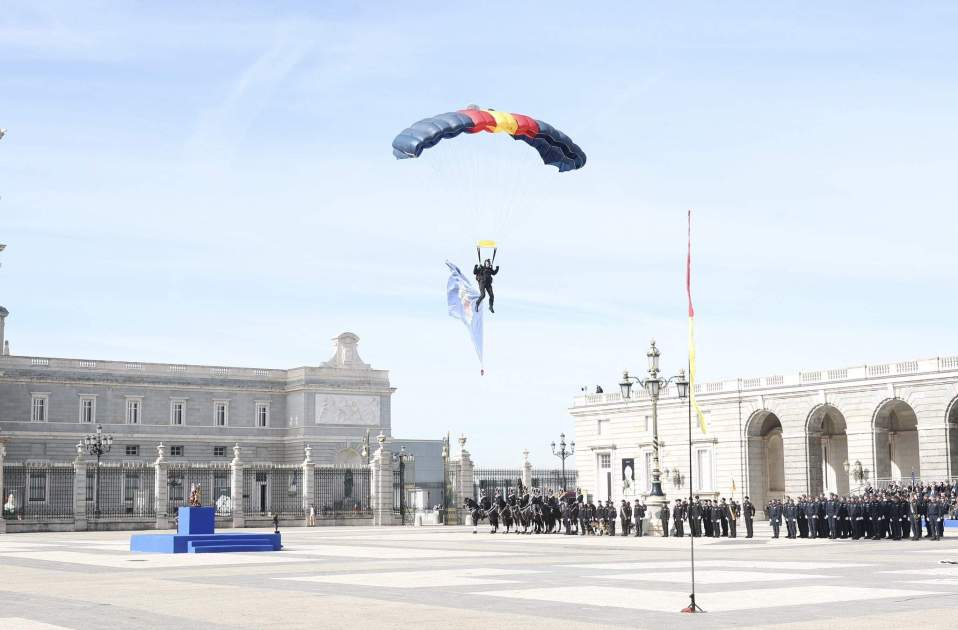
[2,523,958,629]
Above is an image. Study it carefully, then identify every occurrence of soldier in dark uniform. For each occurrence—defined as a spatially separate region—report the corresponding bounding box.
[620,499,632,536]
[825,493,838,540]
[804,497,818,539]
[686,499,698,537]
[634,499,646,537]
[659,502,670,537]
[797,496,809,538]
[908,494,921,541]
[768,499,783,539]
[927,498,940,541]
[784,498,797,539]
[838,496,850,538]
[889,497,901,541]
[817,495,828,538]
[710,500,723,538]
[742,496,755,538]
[703,500,713,537]
[719,498,729,537]
[673,500,685,537]
[577,498,589,536]
[728,499,739,538]
[605,500,616,536]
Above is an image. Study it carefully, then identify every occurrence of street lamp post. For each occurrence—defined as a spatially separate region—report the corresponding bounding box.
[82,424,114,519]
[551,433,576,491]
[394,446,414,525]
[619,340,689,532]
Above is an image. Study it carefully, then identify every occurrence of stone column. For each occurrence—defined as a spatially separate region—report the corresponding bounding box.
[521,449,533,490]
[0,441,6,534]
[782,432,810,496]
[302,444,314,524]
[72,443,88,532]
[154,443,170,530]
[918,424,948,481]
[370,433,395,526]
[231,444,245,529]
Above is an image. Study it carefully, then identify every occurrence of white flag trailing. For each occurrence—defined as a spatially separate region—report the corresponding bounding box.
[446,261,485,374]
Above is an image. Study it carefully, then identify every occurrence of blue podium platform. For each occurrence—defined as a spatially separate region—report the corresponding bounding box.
[130,507,282,553]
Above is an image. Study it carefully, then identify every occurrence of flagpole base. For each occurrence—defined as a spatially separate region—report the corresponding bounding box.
[681,594,705,614]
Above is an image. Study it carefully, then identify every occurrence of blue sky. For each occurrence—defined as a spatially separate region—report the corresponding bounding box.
[1,2,956,466]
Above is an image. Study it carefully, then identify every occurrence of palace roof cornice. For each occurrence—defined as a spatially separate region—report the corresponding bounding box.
[571,354,958,411]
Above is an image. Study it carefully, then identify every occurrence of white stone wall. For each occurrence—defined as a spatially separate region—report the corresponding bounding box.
[571,356,958,508]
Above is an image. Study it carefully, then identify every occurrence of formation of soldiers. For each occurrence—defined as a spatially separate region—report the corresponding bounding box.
[467,481,955,540]
[764,482,956,541]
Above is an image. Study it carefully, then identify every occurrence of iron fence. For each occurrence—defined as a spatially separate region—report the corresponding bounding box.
[314,467,371,519]
[3,464,75,521]
[531,468,579,494]
[473,468,524,500]
[85,465,155,519]
[243,466,304,519]
[167,464,232,518]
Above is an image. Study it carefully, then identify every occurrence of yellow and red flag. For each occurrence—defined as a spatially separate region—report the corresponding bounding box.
[687,209,707,433]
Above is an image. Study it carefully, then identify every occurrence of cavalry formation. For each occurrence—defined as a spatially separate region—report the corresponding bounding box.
[464,488,571,534]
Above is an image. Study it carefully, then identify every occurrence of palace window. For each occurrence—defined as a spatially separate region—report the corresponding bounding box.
[597,419,609,436]
[214,400,229,427]
[170,445,184,457]
[170,400,186,426]
[213,446,226,458]
[693,447,714,492]
[28,472,47,502]
[126,398,142,425]
[255,401,270,428]
[125,445,140,457]
[598,453,611,469]
[30,394,49,422]
[79,396,96,424]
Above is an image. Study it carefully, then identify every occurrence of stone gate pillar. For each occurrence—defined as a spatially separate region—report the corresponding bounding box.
[154,443,169,530]
[370,433,395,526]
[457,436,474,523]
[0,441,6,534]
[72,443,87,532]
[231,444,245,529]
[521,449,533,489]
[302,444,314,524]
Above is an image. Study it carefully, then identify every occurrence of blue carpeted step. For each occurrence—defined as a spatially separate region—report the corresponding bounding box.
[189,544,274,553]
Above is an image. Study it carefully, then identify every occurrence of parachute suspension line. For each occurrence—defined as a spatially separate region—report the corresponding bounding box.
[491,247,497,264]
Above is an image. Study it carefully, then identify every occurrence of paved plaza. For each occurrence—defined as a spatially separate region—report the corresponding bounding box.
[2,524,958,629]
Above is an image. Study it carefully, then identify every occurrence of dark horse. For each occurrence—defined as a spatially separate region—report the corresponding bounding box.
[463,497,486,534]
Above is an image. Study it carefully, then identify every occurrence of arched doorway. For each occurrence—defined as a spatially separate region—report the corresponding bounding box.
[873,399,920,481]
[746,411,786,510]
[334,448,362,467]
[807,405,849,496]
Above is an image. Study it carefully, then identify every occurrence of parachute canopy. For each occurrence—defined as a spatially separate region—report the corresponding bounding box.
[392,106,586,172]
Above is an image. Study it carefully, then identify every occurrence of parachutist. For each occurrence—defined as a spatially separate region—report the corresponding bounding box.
[474,259,498,313]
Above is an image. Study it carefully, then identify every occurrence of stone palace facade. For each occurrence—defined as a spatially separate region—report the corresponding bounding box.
[570,354,958,513]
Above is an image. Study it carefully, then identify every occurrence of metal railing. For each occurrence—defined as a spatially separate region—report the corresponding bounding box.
[473,468,524,499]
[531,469,579,494]
[3,464,75,521]
[243,466,303,519]
[167,464,231,518]
[314,467,371,519]
[85,464,155,519]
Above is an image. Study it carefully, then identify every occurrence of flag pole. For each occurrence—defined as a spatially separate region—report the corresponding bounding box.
[681,208,705,614]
